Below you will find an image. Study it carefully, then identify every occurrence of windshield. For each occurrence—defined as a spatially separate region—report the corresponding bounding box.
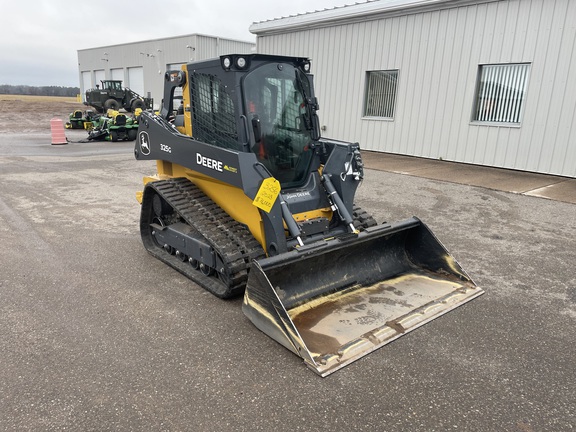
[243,63,315,188]
[102,81,122,90]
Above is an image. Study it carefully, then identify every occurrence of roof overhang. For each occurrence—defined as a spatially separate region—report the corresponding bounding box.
[250,0,498,35]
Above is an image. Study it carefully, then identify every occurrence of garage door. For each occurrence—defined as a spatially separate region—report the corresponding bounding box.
[94,70,105,87]
[111,68,124,82]
[127,67,144,96]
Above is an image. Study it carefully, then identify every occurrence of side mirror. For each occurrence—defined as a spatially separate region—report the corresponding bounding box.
[311,113,321,141]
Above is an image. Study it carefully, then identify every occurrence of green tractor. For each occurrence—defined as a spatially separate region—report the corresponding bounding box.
[65,109,97,129]
[108,112,139,141]
[84,80,153,113]
[87,111,139,142]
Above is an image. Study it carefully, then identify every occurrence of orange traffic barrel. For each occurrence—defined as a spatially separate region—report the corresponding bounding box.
[50,118,68,145]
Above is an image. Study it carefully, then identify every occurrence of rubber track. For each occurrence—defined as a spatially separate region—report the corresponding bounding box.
[352,205,378,230]
[141,178,265,298]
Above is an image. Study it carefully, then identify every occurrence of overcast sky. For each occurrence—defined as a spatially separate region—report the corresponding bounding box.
[0,0,354,87]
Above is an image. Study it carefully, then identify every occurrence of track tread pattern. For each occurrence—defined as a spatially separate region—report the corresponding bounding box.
[141,178,265,298]
[352,205,378,230]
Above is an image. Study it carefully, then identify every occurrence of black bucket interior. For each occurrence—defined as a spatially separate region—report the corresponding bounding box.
[262,221,469,311]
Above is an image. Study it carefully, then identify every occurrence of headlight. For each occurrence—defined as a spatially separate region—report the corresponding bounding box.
[222,57,232,69]
[236,57,247,69]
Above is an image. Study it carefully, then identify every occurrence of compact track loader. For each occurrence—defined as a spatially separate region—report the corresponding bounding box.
[134,54,483,376]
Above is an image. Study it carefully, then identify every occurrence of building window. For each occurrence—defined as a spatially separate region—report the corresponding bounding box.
[474,63,530,124]
[363,70,399,119]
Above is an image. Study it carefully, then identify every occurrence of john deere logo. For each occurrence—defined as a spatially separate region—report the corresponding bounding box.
[139,131,151,155]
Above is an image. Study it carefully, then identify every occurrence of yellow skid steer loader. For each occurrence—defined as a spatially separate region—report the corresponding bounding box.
[134,54,483,376]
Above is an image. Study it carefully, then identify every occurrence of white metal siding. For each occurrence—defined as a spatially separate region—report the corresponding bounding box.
[255,0,576,178]
[167,63,185,71]
[77,34,255,113]
[81,71,91,101]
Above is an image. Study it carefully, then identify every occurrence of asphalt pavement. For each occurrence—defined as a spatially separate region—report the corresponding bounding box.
[362,151,576,205]
[1,130,575,431]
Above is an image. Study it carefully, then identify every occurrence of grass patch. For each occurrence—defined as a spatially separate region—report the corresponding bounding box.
[0,94,80,103]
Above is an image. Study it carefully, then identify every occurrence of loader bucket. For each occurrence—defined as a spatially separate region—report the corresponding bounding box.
[242,217,483,376]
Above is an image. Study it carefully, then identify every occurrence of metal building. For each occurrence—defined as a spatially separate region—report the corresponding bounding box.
[251,0,576,178]
[77,34,255,110]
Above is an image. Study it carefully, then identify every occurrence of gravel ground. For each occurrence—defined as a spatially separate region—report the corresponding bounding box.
[0,99,574,431]
[0,96,86,133]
